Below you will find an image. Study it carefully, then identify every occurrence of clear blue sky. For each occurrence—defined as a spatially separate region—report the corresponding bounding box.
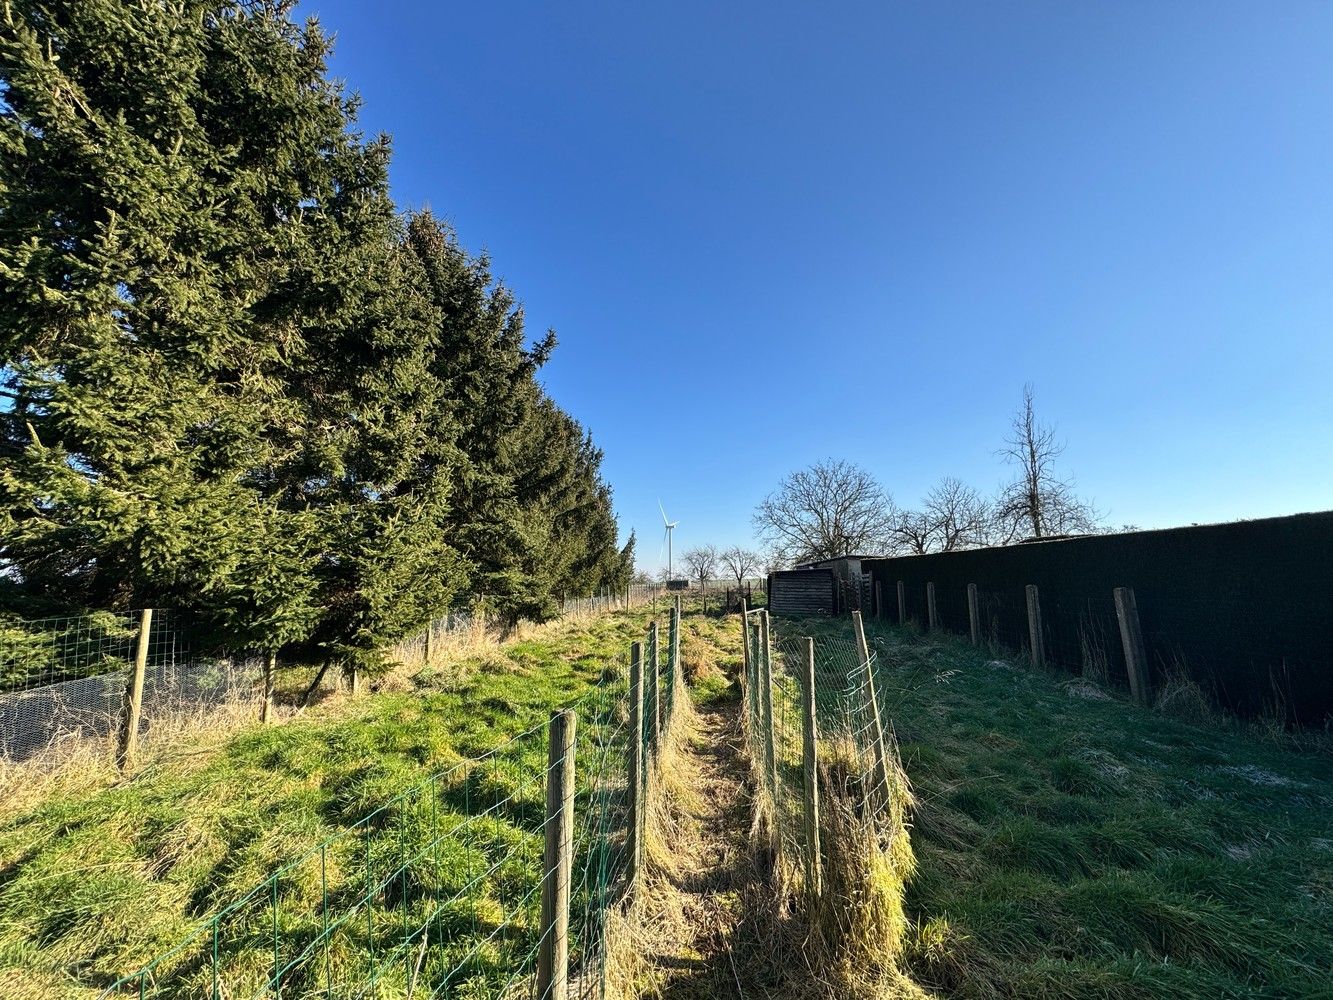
[301,1,1333,571]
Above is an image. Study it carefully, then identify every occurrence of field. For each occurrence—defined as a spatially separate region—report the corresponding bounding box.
[0,602,739,999]
[788,614,1333,999]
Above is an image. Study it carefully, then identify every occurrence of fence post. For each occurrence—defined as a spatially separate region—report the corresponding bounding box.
[896,580,906,625]
[537,709,576,1000]
[261,650,276,724]
[967,584,980,646]
[626,642,644,889]
[759,611,779,806]
[875,581,884,619]
[1025,584,1045,668]
[1113,587,1150,706]
[851,611,890,800]
[800,637,822,900]
[739,597,750,688]
[672,596,682,692]
[116,608,154,770]
[926,582,939,630]
[425,623,436,664]
[648,622,661,747]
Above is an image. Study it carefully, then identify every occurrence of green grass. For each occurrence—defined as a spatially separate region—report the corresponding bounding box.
[0,603,737,999]
[783,615,1333,1000]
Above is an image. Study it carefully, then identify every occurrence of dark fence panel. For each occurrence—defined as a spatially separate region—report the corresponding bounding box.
[865,511,1333,724]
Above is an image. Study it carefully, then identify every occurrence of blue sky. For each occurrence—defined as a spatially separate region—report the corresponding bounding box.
[301,1,1333,570]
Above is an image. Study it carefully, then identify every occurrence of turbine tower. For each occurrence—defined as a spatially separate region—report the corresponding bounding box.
[659,500,679,580]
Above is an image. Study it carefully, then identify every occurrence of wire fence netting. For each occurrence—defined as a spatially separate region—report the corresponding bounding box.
[83,601,687,1000]
[0,594,642,768]
[0,610,267,763]
[739,610,895,900]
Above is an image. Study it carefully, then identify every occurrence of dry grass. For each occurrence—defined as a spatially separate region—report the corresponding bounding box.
[735,733,931,1000]
[0,604,611,824]
[601,676,721,1000]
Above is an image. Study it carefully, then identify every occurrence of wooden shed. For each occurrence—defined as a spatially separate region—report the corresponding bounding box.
[767,569,836,616]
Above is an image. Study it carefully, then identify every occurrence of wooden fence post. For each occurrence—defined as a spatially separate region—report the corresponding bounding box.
[875,581,884,619]
[261,650,276,724]
[967,584,980,646]
[537,709,576,1000]
[626,642,644,888]
[801,637,822,899]
[116,608,153,770]
[1025,584,1045,668]
[926,582,939,630]
[740,597,750,688]
[425,623,436,664]
[759,610,779,804]
[896,580,906,625]
[648,622,661,747]
[1113,587,1150,706]
[851,611,890,800]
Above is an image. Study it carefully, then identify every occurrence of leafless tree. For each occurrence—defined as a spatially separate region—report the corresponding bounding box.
[681,544,719,589]
[889,508,935,555]
[995,385,1101,539]
[720,545,763,588]
[925,476,989,551]
[889,477,989,553]
[753,459,896,564]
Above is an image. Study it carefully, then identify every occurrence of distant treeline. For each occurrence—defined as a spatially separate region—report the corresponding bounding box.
[0,2,633,670]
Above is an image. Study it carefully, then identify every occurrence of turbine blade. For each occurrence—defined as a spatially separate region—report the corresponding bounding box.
[658,498,668,525]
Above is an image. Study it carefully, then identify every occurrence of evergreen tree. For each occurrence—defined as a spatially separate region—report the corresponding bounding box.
[0,0,346,649]
[0,2,628,664]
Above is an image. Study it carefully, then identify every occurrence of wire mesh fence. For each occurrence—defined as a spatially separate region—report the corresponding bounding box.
[92,601,689,1000]
[739,608,894,903]
[1,590,641,768]
[0,610,264,763]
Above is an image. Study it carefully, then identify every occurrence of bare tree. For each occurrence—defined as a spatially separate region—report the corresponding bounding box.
[924,476,989,551]
[720,545,763,588]
[888,508,935,555]
[753,459,896,564]
[995,385,1101,539]
[681,544,719,590]
[888,477,988,553]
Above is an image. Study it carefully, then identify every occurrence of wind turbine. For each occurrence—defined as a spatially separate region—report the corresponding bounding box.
[659,500,679,581]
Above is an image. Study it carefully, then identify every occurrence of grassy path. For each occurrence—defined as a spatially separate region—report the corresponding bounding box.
[655,698,754,999]
[620,675,761,1000]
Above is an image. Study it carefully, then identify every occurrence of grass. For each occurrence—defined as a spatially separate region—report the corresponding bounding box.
[0,601,732,999]
[785,614,1333,1000]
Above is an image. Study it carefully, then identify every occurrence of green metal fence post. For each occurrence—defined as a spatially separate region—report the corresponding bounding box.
[647,622,661,748]
[852,611,890,803]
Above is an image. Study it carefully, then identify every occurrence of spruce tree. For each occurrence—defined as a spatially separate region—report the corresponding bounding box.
[0,1,373,649]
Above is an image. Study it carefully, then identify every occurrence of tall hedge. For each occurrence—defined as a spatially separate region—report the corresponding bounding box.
[0,1,630,666]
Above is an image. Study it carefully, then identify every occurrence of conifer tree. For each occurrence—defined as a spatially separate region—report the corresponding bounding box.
[0,2,629,664]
